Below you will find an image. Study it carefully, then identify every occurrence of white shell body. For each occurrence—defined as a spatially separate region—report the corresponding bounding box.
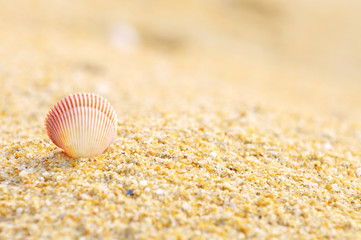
[45,93,117,158]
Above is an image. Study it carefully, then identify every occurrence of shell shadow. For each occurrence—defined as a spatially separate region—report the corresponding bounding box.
[36,150,80,169]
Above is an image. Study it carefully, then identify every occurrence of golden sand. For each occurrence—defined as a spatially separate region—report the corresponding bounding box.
[1,0,361,239]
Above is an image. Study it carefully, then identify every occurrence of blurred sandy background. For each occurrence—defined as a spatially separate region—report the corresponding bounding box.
[1,0,360,117]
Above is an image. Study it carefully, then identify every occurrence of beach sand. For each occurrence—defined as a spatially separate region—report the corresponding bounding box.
[1,0,361,239]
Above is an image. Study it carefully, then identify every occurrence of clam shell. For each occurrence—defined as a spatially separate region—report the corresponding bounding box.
[45,93,117,158]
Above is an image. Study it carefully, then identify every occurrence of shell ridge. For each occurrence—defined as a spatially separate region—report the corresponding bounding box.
[65,97,76,151]
[93,95,101,154]
[79,94,85,154]
[54,107,66,151]
[88,94,94,152]
[90,93,115,126]
[67,99,78,155]
[83,93,90,155]
[52,105,67,149]
[48,112,63,148]
[93,108,102,155]
[79,94,85,155]
[102,112,112,153]
[88,106,94,153]
[101,102,111,149]
[80,94,86,156]
[90,94,98,152]
[69,95,78,154]
[58,99,71,150]
[102,99,114,151]
[107,105,117,143]
[104,104,116,149]
[83,94,88,155]
[95,109,104,155]
[107,117,116,150]
[84,94,90,155]
[63,96,74,138]
[101,99,112,153]
[86,94,92,154]
[96,96,105,153]
[55,100,68,148]
[108,106,117,147]
[97,97,107,152]
[46,116,60,148]
[72,94,80,155]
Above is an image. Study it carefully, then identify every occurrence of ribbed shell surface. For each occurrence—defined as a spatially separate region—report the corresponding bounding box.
[45,93,117,158]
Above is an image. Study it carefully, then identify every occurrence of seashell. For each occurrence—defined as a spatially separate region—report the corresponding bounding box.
[45,93,117,158]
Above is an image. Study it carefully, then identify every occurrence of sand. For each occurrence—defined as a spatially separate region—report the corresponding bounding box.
[1,0,361,239]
